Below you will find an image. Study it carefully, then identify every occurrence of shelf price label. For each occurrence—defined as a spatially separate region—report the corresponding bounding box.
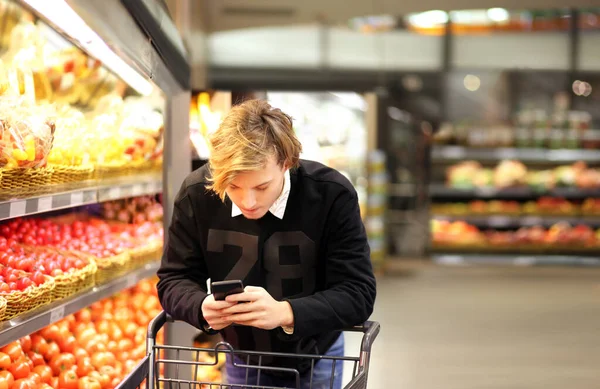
[49,306,65,324]
[71,192,84,206]
[9,201,26,218]
[488,216,511,227]
[513,256,536,266]
[38,197,53,213]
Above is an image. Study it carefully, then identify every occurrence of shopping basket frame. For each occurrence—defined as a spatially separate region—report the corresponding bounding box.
[117,311,380,389]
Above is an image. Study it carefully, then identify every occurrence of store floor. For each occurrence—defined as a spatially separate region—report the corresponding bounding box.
[342,261,600,389]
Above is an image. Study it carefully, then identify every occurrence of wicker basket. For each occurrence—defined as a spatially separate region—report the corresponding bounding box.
[95,163,129,180]
[21,245,98,299]
[1,275,55,321]
[0,297,6,322]
[92,251,131,285]
[49,165,95,185]
[0,167,54,198]
[128,240,163,268]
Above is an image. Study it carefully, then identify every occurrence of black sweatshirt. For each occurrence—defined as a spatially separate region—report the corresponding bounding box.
[157,160,376,374]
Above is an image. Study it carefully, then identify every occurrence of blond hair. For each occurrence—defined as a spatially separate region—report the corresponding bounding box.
[207,99,302,201]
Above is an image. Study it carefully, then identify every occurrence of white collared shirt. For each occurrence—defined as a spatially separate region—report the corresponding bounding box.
[231,170,291,219]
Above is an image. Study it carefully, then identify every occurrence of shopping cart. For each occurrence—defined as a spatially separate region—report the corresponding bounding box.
[117,310,380,389]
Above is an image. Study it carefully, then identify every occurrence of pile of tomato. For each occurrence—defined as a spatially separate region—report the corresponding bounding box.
[0,279,162,389]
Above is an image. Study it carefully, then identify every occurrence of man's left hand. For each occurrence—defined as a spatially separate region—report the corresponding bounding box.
[222,286,294,330]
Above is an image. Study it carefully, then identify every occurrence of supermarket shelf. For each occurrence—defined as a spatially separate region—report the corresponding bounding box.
[0,261,160,348]
[431,214,600,228]
[431,146,600,163]
[429,184,600,200]
[0,175,162,221]
[432,254,600,267]
[388,183,416,197]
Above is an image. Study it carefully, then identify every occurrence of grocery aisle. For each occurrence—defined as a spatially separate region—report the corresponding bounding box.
[345,262,600,389]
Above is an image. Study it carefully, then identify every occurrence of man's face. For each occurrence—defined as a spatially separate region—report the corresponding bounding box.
[226,155,287,220]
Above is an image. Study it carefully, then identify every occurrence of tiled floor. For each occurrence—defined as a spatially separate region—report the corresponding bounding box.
[343,262,600,389]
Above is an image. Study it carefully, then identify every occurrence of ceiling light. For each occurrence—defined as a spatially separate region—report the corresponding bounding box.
[24,0,153,96]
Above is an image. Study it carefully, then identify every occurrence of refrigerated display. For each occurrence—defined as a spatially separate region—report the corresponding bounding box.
[0,1,190,387]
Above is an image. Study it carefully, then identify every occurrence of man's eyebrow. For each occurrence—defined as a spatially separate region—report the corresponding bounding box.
[255,180,272,188]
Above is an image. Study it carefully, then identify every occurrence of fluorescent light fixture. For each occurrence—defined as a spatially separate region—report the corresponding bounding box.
[24,0,153,96]
[487,8,510,23]
[408,10,448,28]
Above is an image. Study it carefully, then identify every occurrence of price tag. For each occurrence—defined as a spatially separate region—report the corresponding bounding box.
[38,197,53,212]
[513,256,536,266]
[132,184,144,196]
[476,187,497,197]
[127,274,137,286]
[71,192,84,206]
[50,306,65,324]
[488,216,511,227]
[108,187,120,199]
[443,147,465,159]
[435,256,465,265]
[9,201,26,218]
[522,216,543,226]
[496,148,517,159]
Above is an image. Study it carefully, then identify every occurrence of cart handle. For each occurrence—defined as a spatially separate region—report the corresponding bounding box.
[148,311,380,352]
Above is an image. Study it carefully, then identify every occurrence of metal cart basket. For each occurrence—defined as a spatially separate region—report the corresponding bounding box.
[118,311,380,389]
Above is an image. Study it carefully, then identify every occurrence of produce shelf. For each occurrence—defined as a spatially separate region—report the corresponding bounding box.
[432,254,600,267]
[429,184,600,200]
[0,175,162,221]
[431,146,600,164]
[431,214,600,228]
[0,261,160,347]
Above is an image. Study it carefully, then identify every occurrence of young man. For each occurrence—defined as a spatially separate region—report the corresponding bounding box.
[157,99,376,389]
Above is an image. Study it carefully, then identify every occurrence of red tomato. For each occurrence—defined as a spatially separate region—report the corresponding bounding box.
[33,366,52,384]
[88,372,110,389]
[73,348,88,363]
[57,336,76,354]
[0,352,10,369]
[9,358,30,380]
[44,342,60,362]
[78,377,102,389]
[0,371,13,389]
[26,372,41,385]
[0,342,23,361]
[49,353,76,376]
[75,357,93,378]
[26,352,44,366]
[30,335,48,356]
[58,370,78,389]
[40,325,60,343]
[18,336,31,354]
[11,379,35,389]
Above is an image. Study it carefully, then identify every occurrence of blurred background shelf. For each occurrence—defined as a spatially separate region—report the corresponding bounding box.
[431,146,600,164]
[429,183,600,199]
[0,175,162,221]
[432,254,600,267]
[431,214,600,228]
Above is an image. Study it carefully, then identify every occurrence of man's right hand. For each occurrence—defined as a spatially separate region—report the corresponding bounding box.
[201,294,236,330]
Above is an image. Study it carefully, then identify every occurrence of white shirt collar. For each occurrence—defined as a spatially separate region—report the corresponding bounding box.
[231,169,291,219]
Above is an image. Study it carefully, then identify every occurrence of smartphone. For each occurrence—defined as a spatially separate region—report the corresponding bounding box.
[211,280,244,301]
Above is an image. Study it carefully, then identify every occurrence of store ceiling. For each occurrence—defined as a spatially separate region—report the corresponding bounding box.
[170,0,599,32]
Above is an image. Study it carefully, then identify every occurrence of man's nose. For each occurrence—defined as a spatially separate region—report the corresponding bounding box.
[241,191,256,209]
